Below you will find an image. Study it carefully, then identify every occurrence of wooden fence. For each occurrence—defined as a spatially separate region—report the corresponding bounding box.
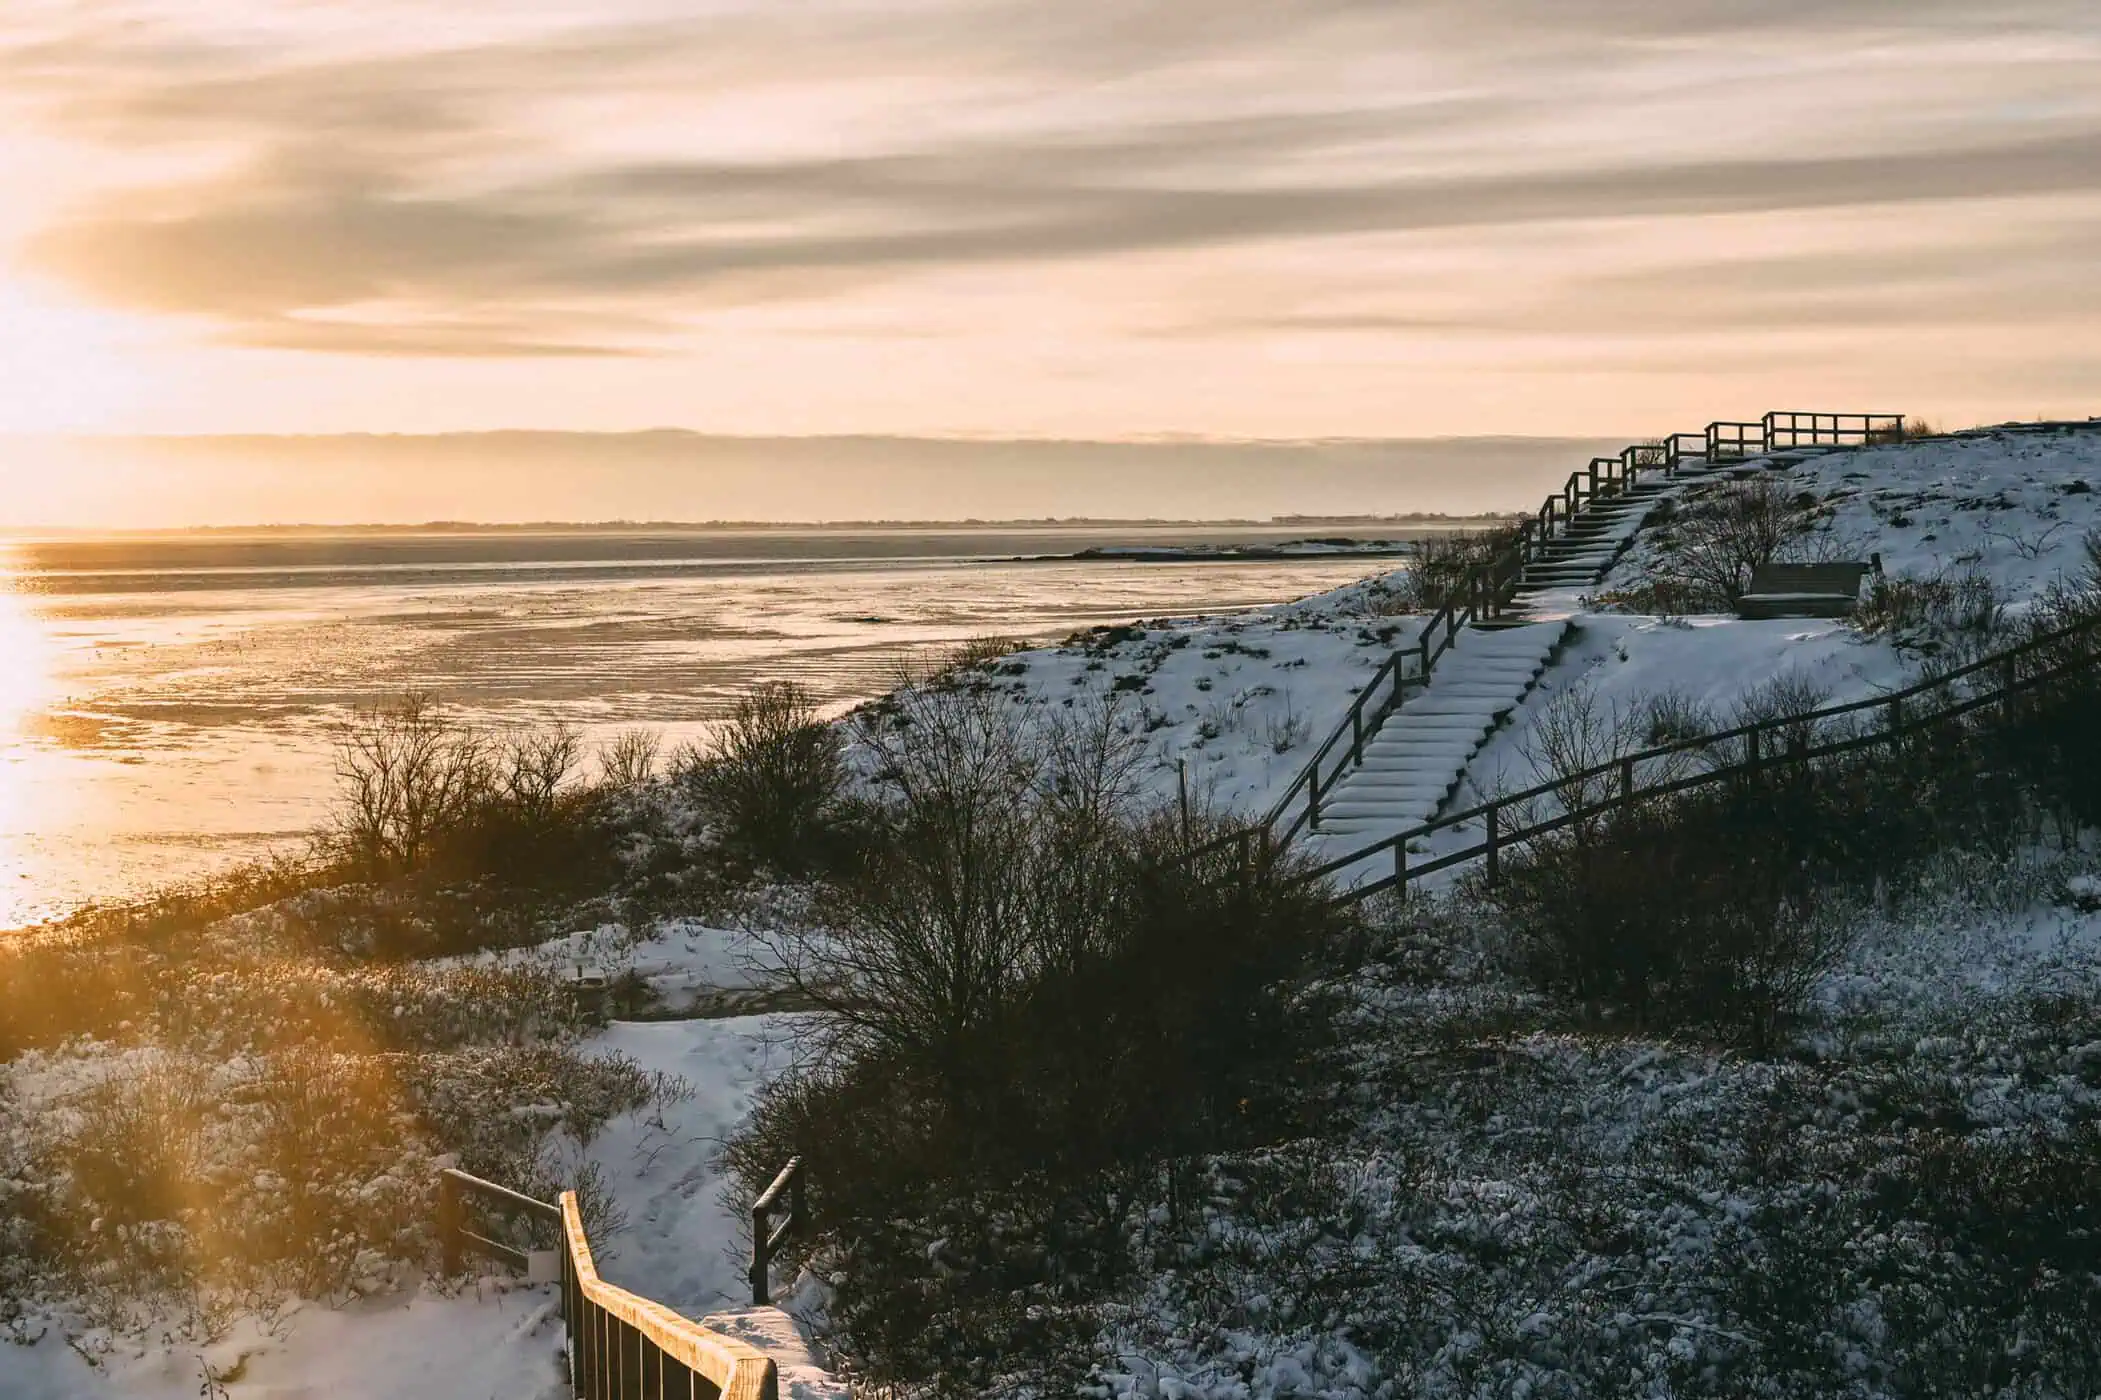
[1295,608,2101,905]
[1263,410,1904,840]
[441,1164,809,1400]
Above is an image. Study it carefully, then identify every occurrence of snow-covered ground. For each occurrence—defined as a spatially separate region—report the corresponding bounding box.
[7,1004,805,1400]
[11,425,2098,1398]
[901,578,1429,822]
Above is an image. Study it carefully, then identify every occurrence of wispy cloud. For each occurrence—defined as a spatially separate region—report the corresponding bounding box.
[4,0,2098,366]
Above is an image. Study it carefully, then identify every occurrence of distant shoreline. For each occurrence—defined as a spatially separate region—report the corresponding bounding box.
[0,514,1518,540]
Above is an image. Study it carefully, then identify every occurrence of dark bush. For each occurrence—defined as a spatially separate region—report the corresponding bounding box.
[681,681,847,872]
[328,693,628,904]
[1384,523,1524,614]
[1486,686,2050,1049]
[727,687,1353,1388]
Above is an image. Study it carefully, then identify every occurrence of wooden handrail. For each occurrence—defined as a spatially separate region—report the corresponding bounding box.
[1297,611,2101,901]
[1246,408,1910,851]
[562,1190,780,1400]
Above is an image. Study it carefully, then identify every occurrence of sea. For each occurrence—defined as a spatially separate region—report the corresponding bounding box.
[0,523,1428,928]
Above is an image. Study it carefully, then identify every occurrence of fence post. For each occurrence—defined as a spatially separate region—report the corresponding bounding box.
[1177,760,1190,845]
[1619,756,1634,807]
[439,1171,462,1277]
[1887,696,1902,734]
[1308,761,1321,832]
[1352,706,1363,765]
[1484,804,1501,886]
[750,1194,771,1306]
[1393,840,1407,902]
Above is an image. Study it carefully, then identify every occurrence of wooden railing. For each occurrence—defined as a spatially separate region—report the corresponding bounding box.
[1253,409,1904,843]
[440,1166,563,1277]
[1765,411,1904,450]
[748,1157,805,1308]
[439,1165,810,1400]
[1295,609,2101,905]
[562,1189,779,1400]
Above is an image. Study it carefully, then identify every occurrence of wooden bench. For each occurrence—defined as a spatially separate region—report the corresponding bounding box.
[1736,560,1877,619]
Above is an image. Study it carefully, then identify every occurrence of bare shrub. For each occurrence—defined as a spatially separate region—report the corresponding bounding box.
[1637,687,1719,750]
[1647,475,1830,609]
[1487,773,1859,1051]
[687,681,845,871]
[1858,567,2006,652]
[733,684,1352,1384]
[1868,416,1936,444]
[331,693,490,877]
[493,723,582,829]
[939,634,1027,676]
[595,728,661,790]
[1389,524,1524,614]
[1262,691,1309,754]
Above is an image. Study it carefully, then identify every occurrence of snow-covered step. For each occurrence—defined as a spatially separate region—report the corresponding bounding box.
[1303,620,1570,859]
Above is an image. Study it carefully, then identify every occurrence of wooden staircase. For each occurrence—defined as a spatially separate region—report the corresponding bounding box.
[1260,410,1905,843]
[1301,621,1568,861]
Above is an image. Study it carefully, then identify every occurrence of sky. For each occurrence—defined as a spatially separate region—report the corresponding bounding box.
[0,0,2097,459]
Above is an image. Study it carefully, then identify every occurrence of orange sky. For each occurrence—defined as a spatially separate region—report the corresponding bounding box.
[1,0,2097,446]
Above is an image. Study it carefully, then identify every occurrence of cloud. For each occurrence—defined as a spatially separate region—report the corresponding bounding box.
[6,0,2100,356]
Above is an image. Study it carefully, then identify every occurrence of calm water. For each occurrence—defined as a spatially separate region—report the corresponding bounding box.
[0,525,1409,928]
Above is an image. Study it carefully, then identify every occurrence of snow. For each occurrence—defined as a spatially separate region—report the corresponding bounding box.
[573,1015,804,1316]
[909,583,1425,822]
[439,919,774,1013]
[7,1288,568,1400]
[10,425,2099,1398]
[5,1011,814,1400]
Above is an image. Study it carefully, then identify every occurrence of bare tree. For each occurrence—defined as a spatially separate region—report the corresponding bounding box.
[331,693,489,875]
[1655,475,1828,607]
[595,728,661,790]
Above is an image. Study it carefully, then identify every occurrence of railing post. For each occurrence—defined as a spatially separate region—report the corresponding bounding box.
[439,1171,462,1277]
[1747,727,1760,770]
[1351,706,1363,765]
[1484,803,1500,886]
[1308,758,1321,832]
[1619,756,1634,807]
[1887,696,1902,734]
[1177,760,1190,846]
[1393,840,1407,902]
[750,1199,771,1307]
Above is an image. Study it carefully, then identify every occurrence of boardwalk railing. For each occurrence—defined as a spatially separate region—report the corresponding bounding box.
[1261,409,1903,840]
[562,1188,778,1400]
[748,1157,805,1308]
[1296,608,2101,905]
[440,1165,810,1400]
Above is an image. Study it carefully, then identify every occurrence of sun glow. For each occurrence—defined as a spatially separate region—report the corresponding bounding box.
[0,274,147,433]
[0,583,59,922]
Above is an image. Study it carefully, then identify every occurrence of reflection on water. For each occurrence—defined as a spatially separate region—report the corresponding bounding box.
[0,527,1409,928]
[0,587,60,920]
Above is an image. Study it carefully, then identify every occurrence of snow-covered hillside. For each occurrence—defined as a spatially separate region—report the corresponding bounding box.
[12,424,2097,1400]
